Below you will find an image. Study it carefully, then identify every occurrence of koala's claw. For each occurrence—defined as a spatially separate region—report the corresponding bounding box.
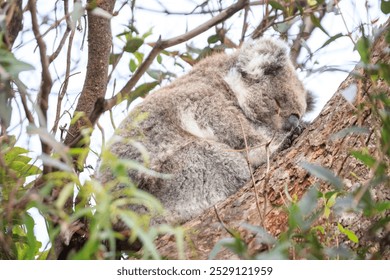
[279,121,309,151]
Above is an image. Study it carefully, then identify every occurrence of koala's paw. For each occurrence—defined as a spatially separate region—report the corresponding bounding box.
[279,121,309,150]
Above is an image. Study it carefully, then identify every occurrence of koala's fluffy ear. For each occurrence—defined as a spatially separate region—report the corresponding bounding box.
[236,38,289,77]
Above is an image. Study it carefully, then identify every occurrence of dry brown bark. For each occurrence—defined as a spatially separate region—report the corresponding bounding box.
[64,0,115,147]
[154,29,390,260]
[52,0,116,259]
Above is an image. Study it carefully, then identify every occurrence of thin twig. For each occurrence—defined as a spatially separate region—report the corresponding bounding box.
[49,0,72,63]
[335,0,355,44]
[19,90,35,124]
[240,3,249,44]
[28,0,53,173]
[51,0,76,134]
[214,206,236,237]
[237,116,264,224]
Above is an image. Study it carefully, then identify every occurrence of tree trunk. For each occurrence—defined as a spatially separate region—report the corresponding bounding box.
[64,0,115,147]
[155,27,390,260]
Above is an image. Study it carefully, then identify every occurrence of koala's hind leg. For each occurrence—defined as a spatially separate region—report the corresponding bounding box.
[155,140,251,224]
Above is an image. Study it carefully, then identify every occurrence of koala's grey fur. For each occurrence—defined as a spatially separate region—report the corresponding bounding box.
[98,37,313,225]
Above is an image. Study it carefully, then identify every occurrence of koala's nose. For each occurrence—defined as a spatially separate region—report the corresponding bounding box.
[284,114,300,131]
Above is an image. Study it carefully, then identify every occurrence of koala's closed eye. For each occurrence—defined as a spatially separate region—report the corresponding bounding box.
[239,69,261,83]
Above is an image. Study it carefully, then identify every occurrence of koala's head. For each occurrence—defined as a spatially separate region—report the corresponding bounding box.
[225,37,313,133]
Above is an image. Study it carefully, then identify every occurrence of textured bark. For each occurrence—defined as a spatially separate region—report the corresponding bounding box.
[64,0,115,147]
[52,0,115,259]
[0,0,23,49]
[154,29,390,260]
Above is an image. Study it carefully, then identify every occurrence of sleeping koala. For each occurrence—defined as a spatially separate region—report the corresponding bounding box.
[98,37,313,225]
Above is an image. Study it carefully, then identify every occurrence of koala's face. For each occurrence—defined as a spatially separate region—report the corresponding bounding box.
[225,38,312,133]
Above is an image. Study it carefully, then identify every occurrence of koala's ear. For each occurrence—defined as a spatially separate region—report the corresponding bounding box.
[261,48,286,76]
[237,38,289,76]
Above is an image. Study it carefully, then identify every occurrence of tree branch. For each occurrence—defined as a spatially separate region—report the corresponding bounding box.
[63,0,116,146]
[290,9,326,67]
[51,0,76,134]
[28,0,53,173]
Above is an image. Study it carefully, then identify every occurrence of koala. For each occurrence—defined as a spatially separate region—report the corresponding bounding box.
[98,37,313,225]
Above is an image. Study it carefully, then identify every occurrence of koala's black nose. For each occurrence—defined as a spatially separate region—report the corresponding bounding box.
[284,114,300,131]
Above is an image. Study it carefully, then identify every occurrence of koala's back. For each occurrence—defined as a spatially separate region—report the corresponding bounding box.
[103,53,249,223]
[99,38,311,225]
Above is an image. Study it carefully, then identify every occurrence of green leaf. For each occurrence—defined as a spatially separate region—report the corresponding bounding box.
[146,69,176,82]
[274,22,291,33]
[241,223,276,245]
[0,49,34,78]
[209,237,247,260]
[355,36,371,64]
[4,147,29,163]
[337,223,359,243]
[127,24,139,35]
[350,150,376,168]
[109,53,121,65]
[321,33,344,49]
[186,44,203,55]
[381,0,390,14]
[324,192,337,219]
[129,59,137,73]
[373,201,390,212]
[207,34,220,44]
[157,54,162,64]
[300,162,344,189]
[124,37,144,53]
[20,164,41,177]
[55,183,75,209]
[330,126,370,140]
[24,214,41,260]
[310,14,329,36]
[324,206,331,219]
[298,186,320,216]
[379,63,390,84]
[269,1,285,11]
[134,51,144,64]
[126,82,159,106]
[326,192,337,208]
[142,28,153,39]
[311,225,325,235]
[119,213,161,259]
[288,203,303,229]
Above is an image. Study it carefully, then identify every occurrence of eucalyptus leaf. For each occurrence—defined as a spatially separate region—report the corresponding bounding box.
[330,126,370,140]
[381,0,390,14]
[300,162,343,189]
[0,49,34,78]
[124,37,144,53]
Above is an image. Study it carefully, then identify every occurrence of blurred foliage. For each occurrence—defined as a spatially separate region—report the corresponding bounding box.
[0,133,182,259]
[0,0,389,260]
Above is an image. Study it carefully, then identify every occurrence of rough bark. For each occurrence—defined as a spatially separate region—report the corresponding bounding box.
[51,0,115,259]
[154,28,390,260]
[64,0,115,147]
